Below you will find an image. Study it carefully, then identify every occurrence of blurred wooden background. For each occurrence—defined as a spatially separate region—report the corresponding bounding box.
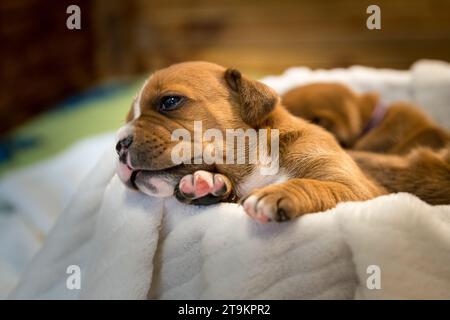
[1,0,450,134]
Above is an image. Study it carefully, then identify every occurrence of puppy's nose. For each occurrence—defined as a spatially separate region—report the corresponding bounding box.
[116,136,133,154]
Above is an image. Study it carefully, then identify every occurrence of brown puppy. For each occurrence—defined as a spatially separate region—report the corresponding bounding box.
[116,62,384,222]
[351,147,450,205]
[282,83,450,154]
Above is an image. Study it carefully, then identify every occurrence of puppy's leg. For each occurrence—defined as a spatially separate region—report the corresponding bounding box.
[391,128,450,154]
[353,127,397,153]
[241,179,363,223]
[351,148,450,205]
[174,170,237,205]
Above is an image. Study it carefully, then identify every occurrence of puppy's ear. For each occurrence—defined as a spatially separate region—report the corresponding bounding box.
[225,68,279,127]
[358,92,379,115]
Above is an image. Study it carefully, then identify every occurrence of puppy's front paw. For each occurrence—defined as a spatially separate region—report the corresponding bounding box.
[241,186,298,223]
[174,170,233,205]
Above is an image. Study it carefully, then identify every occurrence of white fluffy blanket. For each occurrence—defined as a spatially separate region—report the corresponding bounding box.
[6,60,450,299]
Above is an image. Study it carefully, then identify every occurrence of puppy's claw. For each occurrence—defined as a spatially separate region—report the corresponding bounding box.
[242,188,294,223]
[179,174,195,198]
[275,208,290,222]
[193,170,214,198]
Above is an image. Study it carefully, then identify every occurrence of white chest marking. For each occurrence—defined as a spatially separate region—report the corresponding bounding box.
[237,167,289,197]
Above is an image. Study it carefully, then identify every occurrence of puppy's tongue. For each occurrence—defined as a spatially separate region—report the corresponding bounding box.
[133,170,175,198]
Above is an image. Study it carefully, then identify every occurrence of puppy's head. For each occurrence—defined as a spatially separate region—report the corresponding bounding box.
[282,83,378,147]
[116,61,279,196]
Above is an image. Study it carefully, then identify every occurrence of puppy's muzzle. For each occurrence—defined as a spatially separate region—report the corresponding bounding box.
[116,136,133,164]
[115,132,184,196]
[115,135,138,189]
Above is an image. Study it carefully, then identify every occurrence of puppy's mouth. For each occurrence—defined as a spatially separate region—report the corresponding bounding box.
[128,165,183,190]
[115,161,187,198]
[119,159,183,191]
[116,148,178,186]
[116,144,210,196]
[116,160,140,190]
[129,169,139,190]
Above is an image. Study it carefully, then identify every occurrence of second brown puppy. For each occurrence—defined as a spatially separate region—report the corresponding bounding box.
[282,83,450,154]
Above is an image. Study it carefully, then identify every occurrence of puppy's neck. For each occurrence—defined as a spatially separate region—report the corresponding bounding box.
[226,104,299,196]
[258,104,304,133]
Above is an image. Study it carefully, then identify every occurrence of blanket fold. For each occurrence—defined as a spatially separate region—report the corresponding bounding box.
[10,146,450,299]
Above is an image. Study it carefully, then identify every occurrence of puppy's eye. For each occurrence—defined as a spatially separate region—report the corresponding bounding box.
[311,117,332,130]
[311,117,322,125]
[159,96,184,111]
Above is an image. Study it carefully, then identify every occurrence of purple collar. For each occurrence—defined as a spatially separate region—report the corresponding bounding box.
[359,101,387,138]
